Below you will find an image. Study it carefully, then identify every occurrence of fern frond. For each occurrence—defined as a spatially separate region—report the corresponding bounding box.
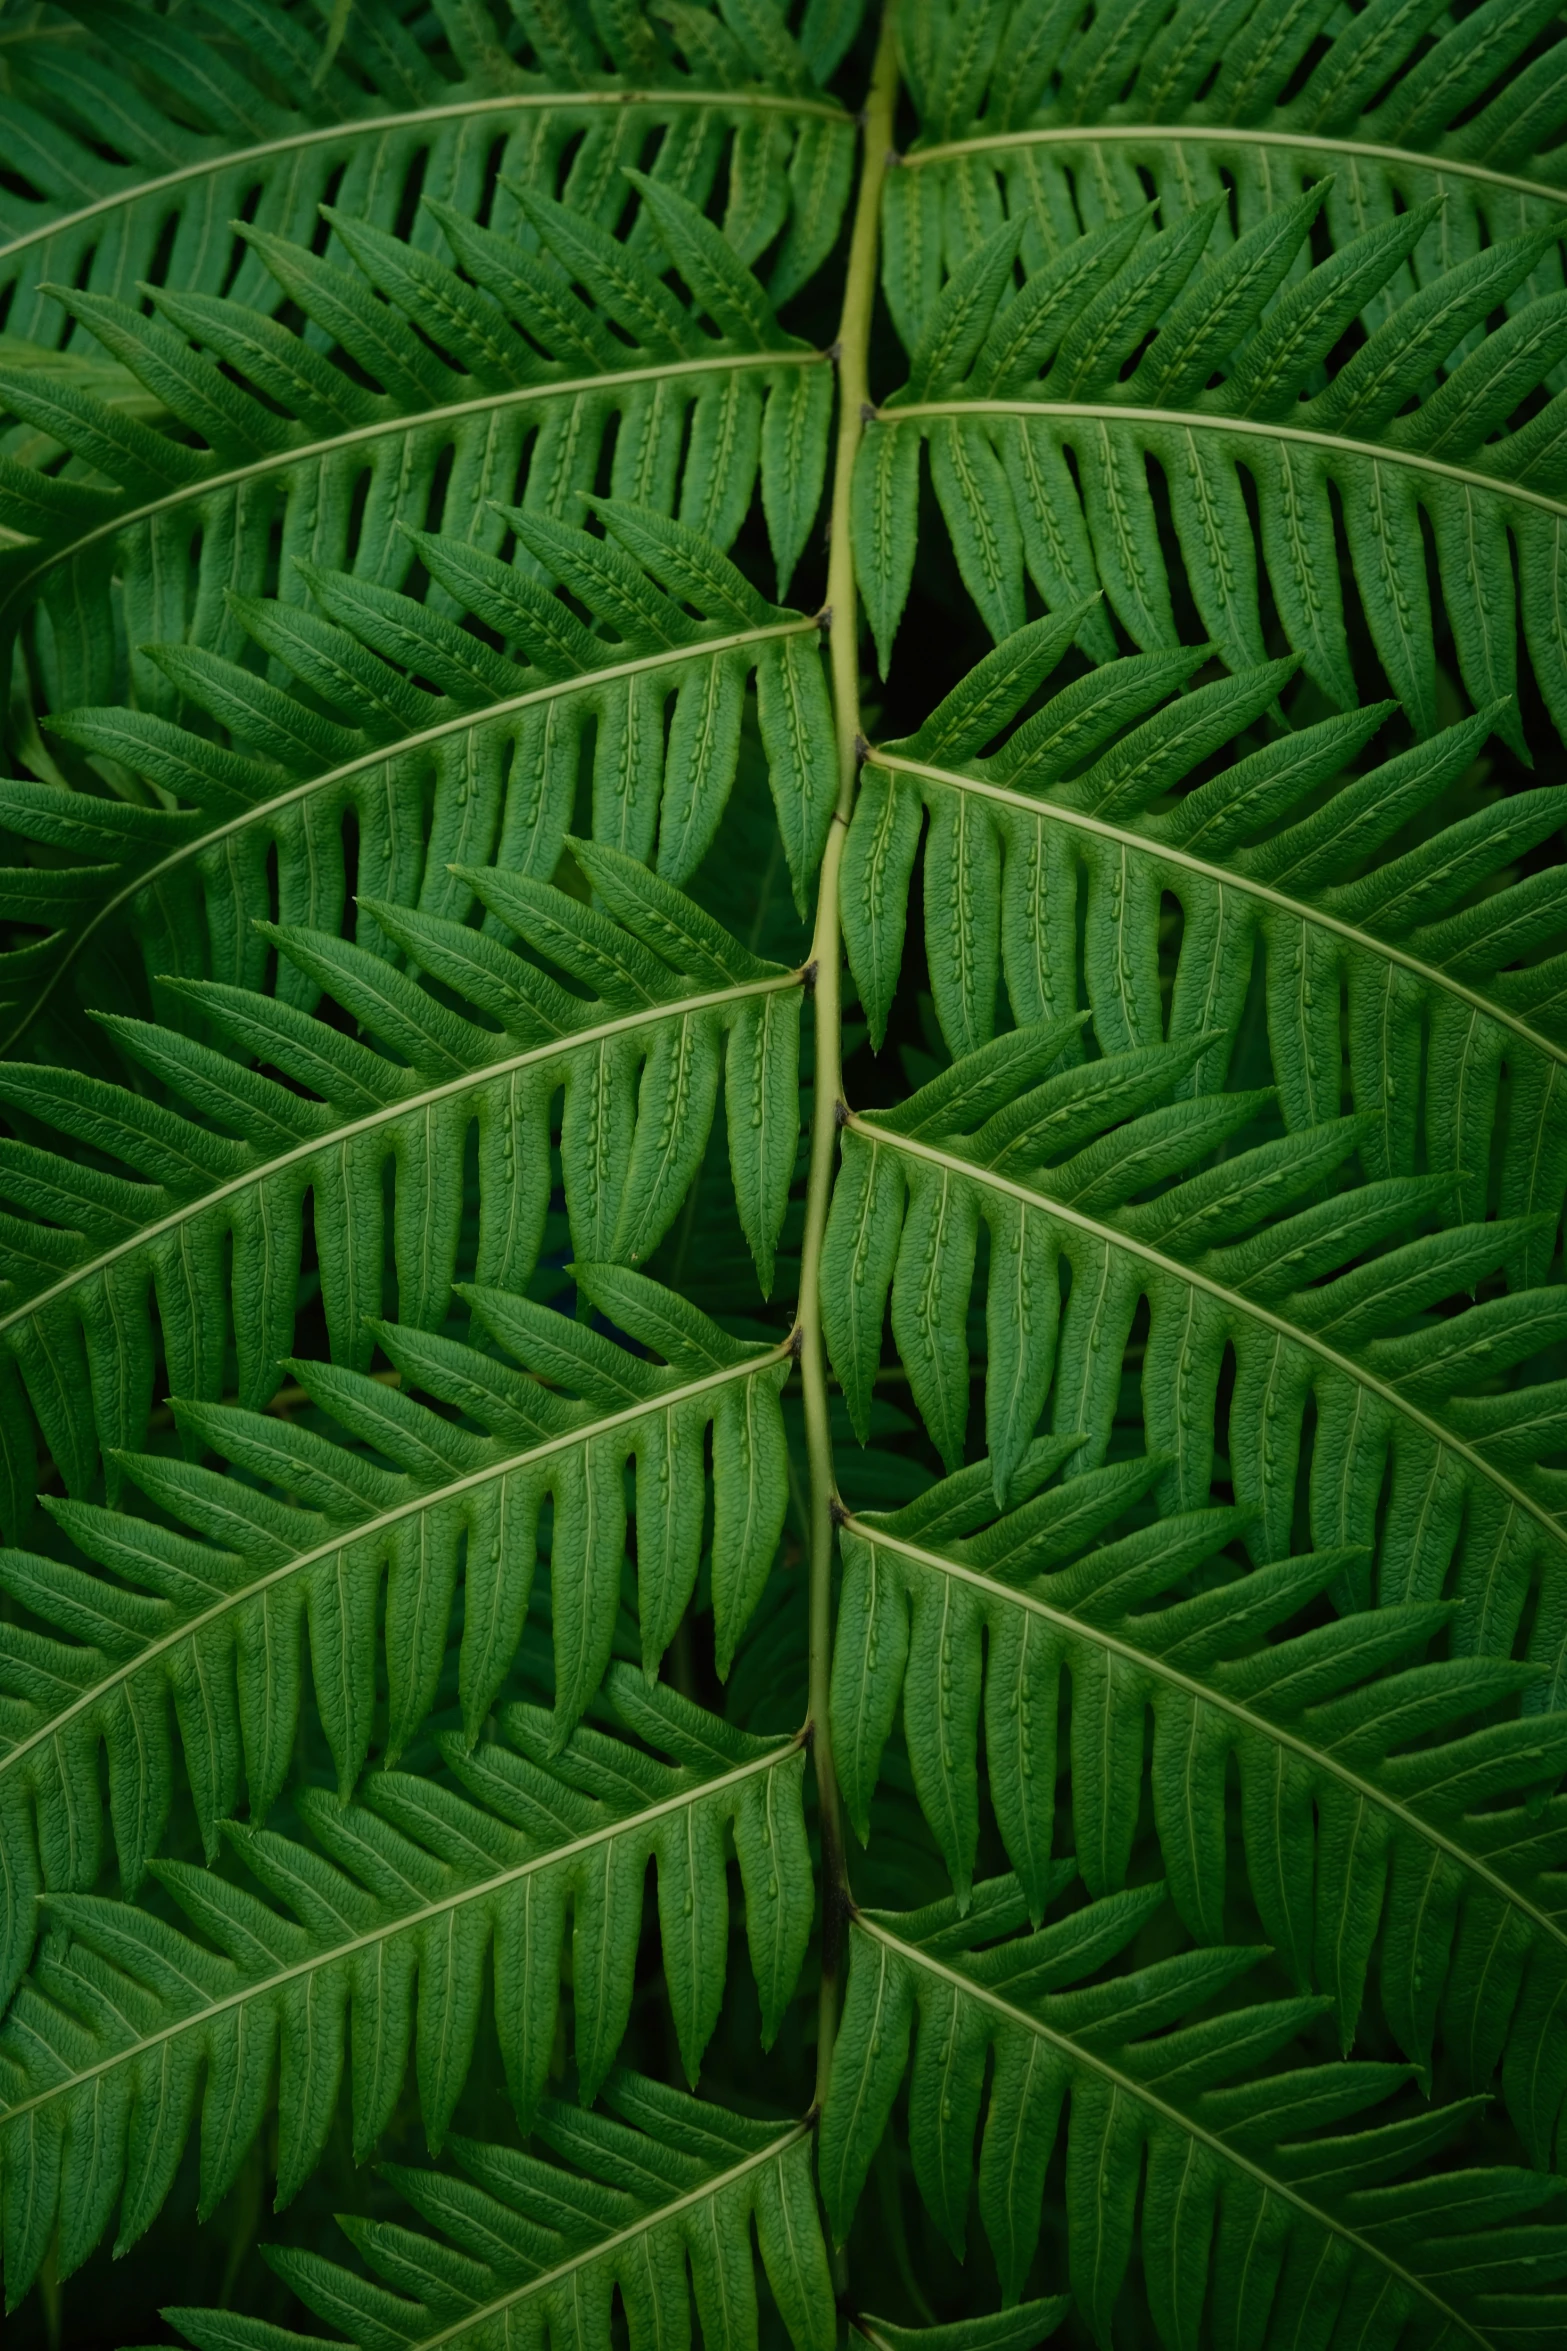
[830,1450,1567,2159]
[853,2303,1071,2351]
[821,1018,1567,1679]
[820,1873,1567,2346]
[884,0,1567,354]
[845,625,1567,1288]
[856,184,1567,743]
[1,504,830,1056]
[0,0,855,351]
[11,8,1564,2336]
[0,1683,811,2298]
[0,847,802,1507]
[844,624,1567,1280]
[0,1263,793,2004]
[155,2069,834,2351]
[0,192,836,868]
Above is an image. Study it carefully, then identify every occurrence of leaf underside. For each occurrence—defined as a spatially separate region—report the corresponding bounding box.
[6,2,1567,2348]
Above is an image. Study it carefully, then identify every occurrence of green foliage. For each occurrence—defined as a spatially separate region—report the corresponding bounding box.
[823,1019,1567,1675]
[0,1264,792,2004]
[158,2071,836,2351]
[0,182,834,783]
[885,0,1567,343]
[0,846,804,1513]
[831,1455,1567,2156]
[0,2,857,346]
[858,196,1567,745]
[5,4,1567,2349]
[820,1873,1567,2347]
[843,620,1567,1268]
[0,1683,811,2299]
[1,503,832,1052]
[857,2306,1070,2351]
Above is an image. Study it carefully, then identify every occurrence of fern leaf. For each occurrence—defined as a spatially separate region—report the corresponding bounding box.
[0,852,802,1509]
[0,1680,811,2295]
[830,1452,1567,2158]
[10,7,1565,2337]
[0,186,833,827]
[823,1018,1567,1692]
[844,628,1567,1285]
[153,2070,834,2351]
[854,2304,1071,2351]
[0,1266,793,2005]
[883,0,1567,355]
[0,2,853,360]
[1,506,830,1054]
[861,165,1567,745]
[820,1874,1567,2346]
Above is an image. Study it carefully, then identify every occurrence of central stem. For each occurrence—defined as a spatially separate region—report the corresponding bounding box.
[799,3,900,2123]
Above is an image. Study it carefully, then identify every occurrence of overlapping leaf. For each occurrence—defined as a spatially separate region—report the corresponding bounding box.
[9,477,831,1067]
[10,7,1567,2345]
[843,620,1567,1278]
[884,0,1567,350]
[822,1018,1567,1693]
[158,2070,835,2351]
[0,840,803,1508]
[0,0,856,350]
[820,1873,1567,2349]
[0,1681,811,2301]
[856,179,1567,750]
[0,500,833,1055]
[831,1446,1567,2161]
[2,172,831,714]
[853,2307,1070,2351]
[0,1261,793,2004]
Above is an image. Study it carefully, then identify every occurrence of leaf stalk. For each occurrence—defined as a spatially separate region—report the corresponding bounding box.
[799,3,901,2125]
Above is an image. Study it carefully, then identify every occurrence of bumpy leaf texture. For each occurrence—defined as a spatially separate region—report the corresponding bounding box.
[4,3,1567,2348]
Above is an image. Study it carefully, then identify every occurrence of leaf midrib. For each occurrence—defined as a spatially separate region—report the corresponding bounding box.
[844,1111,1567,1561]
[0,615,815,1055]
[846,1512,1567,1964]
[0,87,852,262]
[853,1911,1491,2349]
[0,1339,794,1789]
[0,1736,804,2130]
[896,121,1567,215]
[869,746,1567,1075]
[0,971,799,1333]
[0,350,826,620]
[876,399,1566,524]
[413,2118,811,2351]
